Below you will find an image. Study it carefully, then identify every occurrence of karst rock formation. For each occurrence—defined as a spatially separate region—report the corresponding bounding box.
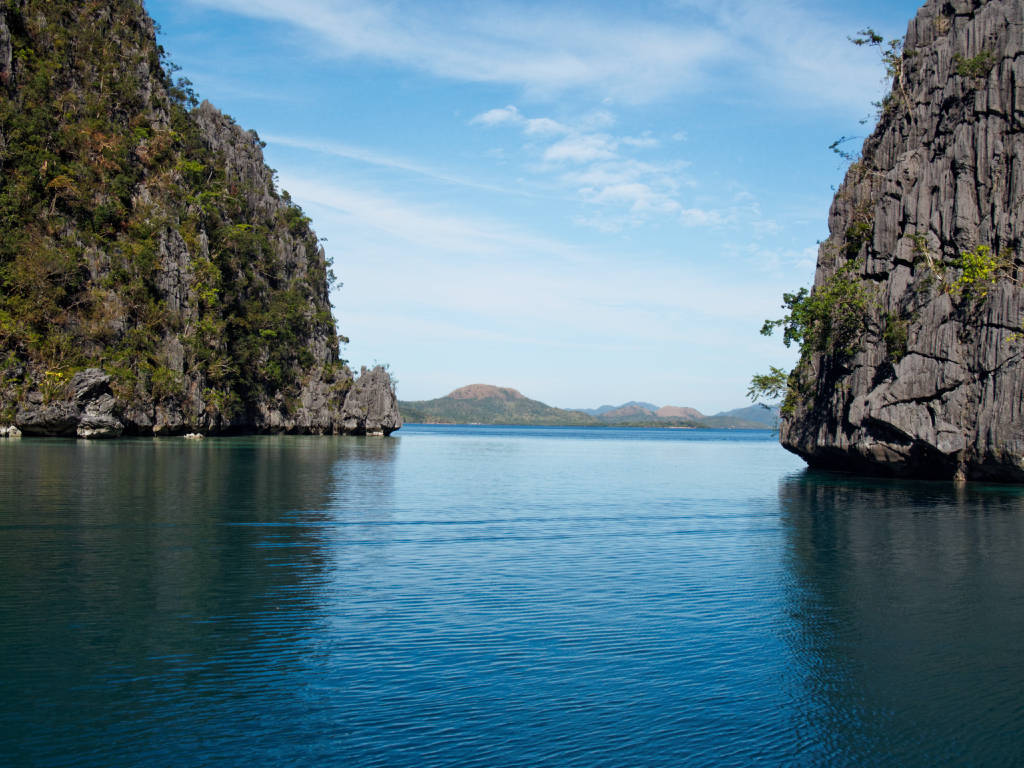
[0,1,400,437]
[781,0,1024,480]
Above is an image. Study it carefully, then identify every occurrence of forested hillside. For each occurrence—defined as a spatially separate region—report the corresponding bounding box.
[0,0,399,436]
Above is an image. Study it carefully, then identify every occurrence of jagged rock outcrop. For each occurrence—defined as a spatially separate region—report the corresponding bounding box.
[0,1,400,437]
[781,0,1024,480]
[11,364,401,438]
[16,369,123,438]
[341,366,403,436]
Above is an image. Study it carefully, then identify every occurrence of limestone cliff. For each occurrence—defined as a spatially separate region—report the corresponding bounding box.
[0,0,400,437]
[781,0,1023,479]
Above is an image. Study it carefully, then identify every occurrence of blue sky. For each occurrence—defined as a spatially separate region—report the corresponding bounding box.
[146,0,922,412]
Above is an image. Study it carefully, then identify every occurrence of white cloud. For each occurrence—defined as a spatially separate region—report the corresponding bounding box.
[271,132,701,234]
[188,0,888,111]
[293,181,789,328]
[470,106,569,136]
[187,0,730,103]
[465,102,793,236]
[669,0,892,111]
[283,172,782,318]
[680,208,725,227]
[523,117,569,136]
[572,214,628,234]
[264,133,512,195]
[736,243,819,273]
[543,134,618,164]
[560,158,683,191]
[470,104,712,227]
[280,174,584,263]
[621,133,659,149]
[470,105,522,127]
[583,183,681,214]
[578,110,617,130]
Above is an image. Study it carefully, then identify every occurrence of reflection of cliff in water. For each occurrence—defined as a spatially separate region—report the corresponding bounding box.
[778,470,1024,765]
[0,436,398,765]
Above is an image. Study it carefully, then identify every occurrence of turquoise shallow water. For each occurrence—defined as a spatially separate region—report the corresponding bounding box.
[2,425,1024,766]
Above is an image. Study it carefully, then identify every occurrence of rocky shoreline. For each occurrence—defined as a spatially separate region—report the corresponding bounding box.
[2,366,401,439]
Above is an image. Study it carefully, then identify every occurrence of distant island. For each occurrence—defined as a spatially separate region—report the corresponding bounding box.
[400,384,778,429]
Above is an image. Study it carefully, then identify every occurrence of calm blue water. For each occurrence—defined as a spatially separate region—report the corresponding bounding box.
[2,425,1024,766]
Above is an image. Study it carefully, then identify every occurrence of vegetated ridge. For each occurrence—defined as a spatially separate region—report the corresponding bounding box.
[764,0,1024,480]
[576,401,660,416]
[401,384,600,426]
[400,384,777,429]
[0,0,400,437]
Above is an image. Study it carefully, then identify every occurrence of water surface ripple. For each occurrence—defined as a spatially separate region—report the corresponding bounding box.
[2,425,1024,766]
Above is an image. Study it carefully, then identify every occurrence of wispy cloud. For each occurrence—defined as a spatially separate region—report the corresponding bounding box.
[679,208,725,227]
[287,175,788,323]
[469,102,793,233]
[186,0,886,109]
[471,105,697,227]
[470,105,523,127]
[543,134,618,164]
[669,0,892,110]
[470,105,570,136]
[264,134,516,192]
[281,174,584,263]
[621,133,659,149]
[186,0,729,103]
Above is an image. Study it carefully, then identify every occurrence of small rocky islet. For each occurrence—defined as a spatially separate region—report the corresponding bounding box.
[0,0,400,438]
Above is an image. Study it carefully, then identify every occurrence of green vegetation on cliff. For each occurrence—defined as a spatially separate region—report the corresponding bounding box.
[0,0,355,431]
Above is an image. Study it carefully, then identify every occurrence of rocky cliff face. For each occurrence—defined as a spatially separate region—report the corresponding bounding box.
[781,0,1023,480]
[0,0,400,437]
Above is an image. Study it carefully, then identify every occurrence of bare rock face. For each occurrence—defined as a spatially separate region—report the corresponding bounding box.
[0,11,11,86]
[0,10,9,164]
[781,0,1024,480]
[16,369,124,439]
[341,366,403,436]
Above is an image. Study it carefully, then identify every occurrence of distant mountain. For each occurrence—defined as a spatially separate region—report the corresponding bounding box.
[448,384,526,402]
[577,401,660,416]
[401,386,775,429]
[656,405,705,420]
[400,385,600,426]
[709,404,780,427]
[599,404,658,421]
[576,399,770,428]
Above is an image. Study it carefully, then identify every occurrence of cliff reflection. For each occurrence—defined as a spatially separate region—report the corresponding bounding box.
[0,435,398,765]
[778,470,1024,764]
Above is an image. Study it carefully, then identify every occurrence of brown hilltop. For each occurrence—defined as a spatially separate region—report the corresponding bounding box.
[657,405,705,420]
[447,384,527,401]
